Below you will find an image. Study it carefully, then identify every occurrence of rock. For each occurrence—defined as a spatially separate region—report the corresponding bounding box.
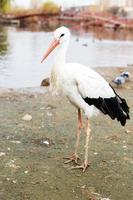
[41,78,50,87]
[22,114,32,121]
[46,111,52,116]
[24,170,29,174]
[6,159,20,170]
[10,140,21,144]
[8,163,20,169]
[12,180,17,184]
[33,137,54,147]
[125,129,131,134]
[0,152,6,157]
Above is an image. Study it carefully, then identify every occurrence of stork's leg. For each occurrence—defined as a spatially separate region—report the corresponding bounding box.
[72,118,91,172]
[64,109,83,164]
[75,109,83,157]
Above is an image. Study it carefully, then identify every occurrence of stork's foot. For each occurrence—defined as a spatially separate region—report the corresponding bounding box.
[64,154,80,164]
[71,162,91,172]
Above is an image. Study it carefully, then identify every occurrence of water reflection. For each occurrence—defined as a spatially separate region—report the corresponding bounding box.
[71,25,133,41]
[89,27,133,41]
[0,25,133,88]
[0,26,8,55]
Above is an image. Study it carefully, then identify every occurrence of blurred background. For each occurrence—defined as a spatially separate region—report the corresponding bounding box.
[0,0,133,88]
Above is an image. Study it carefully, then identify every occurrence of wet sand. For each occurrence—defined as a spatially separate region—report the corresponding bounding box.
[0,67,133,200]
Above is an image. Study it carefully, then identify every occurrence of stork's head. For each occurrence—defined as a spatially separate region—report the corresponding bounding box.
[41,26,70,63]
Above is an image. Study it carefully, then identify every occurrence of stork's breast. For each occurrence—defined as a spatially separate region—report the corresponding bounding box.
[50,70,62,94]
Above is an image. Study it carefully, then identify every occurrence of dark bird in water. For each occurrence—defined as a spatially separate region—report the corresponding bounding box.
[76,37,79,42]
[82,43,88,47]
[41,26,130,172]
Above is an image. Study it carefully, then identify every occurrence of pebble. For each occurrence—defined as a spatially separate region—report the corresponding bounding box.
[12,180,17,184]
[40,107,45,110]
[80,185,86,189]
[0,152,6,157]
[6,136,10,140]
[46,112,52,117]
[43,141,49,145]
[8,164,20,169]
[101,198,111,200]
[24,170,29,174]
[22,114,32,121]
[125,129,131,134]
[10,140,21,144]
[123,145,128,150]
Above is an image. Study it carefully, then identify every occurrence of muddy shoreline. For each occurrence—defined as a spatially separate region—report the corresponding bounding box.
[0,66,133,200]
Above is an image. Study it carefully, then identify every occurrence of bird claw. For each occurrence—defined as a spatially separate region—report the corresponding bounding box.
[71,162,91,172]
[64,154,80,164]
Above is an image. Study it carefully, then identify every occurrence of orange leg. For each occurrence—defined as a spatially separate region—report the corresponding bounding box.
[64,109,83,164]
[72,118,91,172]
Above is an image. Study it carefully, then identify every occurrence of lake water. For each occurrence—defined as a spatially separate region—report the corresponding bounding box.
[0,25,133,88]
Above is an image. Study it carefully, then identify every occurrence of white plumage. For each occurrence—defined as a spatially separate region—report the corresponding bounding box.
[41,26,129,172]
[50,62,115,117]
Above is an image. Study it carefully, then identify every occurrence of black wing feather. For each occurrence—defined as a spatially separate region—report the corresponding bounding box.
[83,87,130,126]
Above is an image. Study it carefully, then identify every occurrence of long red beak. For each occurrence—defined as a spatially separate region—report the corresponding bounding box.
[41,38,60,63]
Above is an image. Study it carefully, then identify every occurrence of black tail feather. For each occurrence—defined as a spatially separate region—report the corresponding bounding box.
[109,84,130,120]
[83,95,130,126]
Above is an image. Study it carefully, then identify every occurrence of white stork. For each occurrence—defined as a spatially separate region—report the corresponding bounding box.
[41,26,130,172]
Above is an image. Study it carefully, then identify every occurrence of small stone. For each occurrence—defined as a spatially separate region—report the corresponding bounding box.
[8,164,20,169]
[10,140,21,144]
[42,140,49,145]
[80,185,86,189]
[46,112,52,117]
[123,145,128,150]
[41,78,50,87]
[46,105,56,110]
[123,157,130,161]
[40,107,45,110]
[12,180,17,184]
[22,114,32,121]
[125,129,131,134]
[0,152,6,157]
[6,136,10,140]
[24,170,29,174]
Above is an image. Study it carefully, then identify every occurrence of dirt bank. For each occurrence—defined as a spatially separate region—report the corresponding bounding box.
[0,67,133,200]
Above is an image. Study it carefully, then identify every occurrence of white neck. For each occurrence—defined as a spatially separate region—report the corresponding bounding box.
[54,39,69,66]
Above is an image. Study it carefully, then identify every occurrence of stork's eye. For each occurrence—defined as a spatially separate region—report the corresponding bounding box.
[60,33,65,38]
